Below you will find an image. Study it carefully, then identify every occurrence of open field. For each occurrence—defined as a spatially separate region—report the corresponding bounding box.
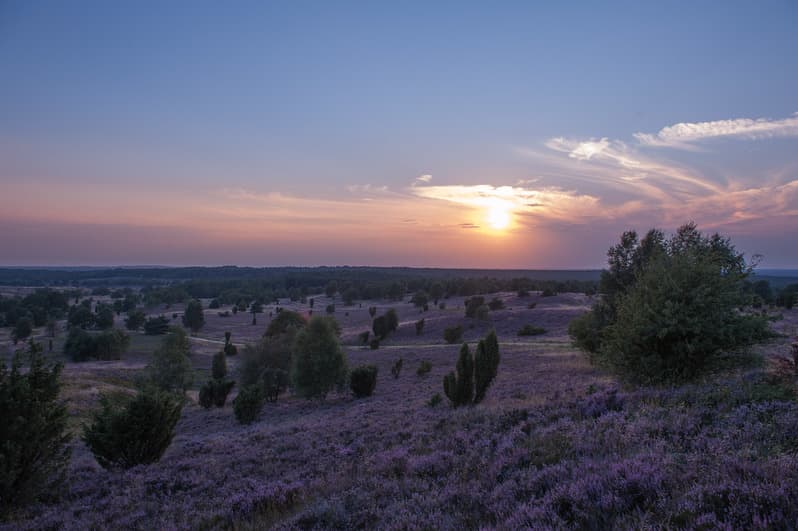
[2,291,798,529]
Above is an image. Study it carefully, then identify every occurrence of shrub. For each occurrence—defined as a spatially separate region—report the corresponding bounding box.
[372,315,389,340]
[518,324,546,336]
[385,309,399,333]
[95,304,115,330]
[427,393,442,407]
[370,338,380,350]
[83,388,182,469]
[64,327,129,362]
[358,330,370,345]
[266,310,307,337]
[410,292,429,308]
[439,302,446,310]
[223,331,237,356]
[527,302,537,309]
[325,304,335,314]
[541,288,557,297]
[239,332,294,388]
[261,367,289,402]
[415,318,425,335]
[417,360,432,376]
[475,304,490,321]
[443,325,463,344]
[350,365,378,398]
[474,330,500,404]
[145,328,193,393]
[488,298,505,311]
[368,306,377,318]
[125,310,146,331]
[199,351,235,409]
[0,341,71,514]
[391,358,403,379]
[291,316,348,399]
[465,296,485,318]
[233,385,264,424]
[443,343,474,406]
[144,315,170,335]
[11,317,33,344]
[182,299,205,333]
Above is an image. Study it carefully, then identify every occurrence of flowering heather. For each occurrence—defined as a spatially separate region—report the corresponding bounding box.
[3,296,797,530]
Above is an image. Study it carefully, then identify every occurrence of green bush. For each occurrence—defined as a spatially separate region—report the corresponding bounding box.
[372,315,389,340]
[443,344,474,406]
[443,325,463,344]
[233,385,264,424]
[199,351,235,409]
[474,331,500,404]
[443,331,501,406]
[265,310,307,337]
[0,341,71,514]
[181,299,205,333]
[11,317,33,344]
[417,360,432,376]
[144,315,171,335]
[291,316,348,399]
[125,310,146,331]
[370,338,380,350]
[391,358,403,379]
[350,365,378,398]
[64,327,129,362]
[358,330,370,345]
[145,328,193,393]
[488,298,505,311]
[415,318,425,335]
[518,324,546,336]
[465,296,485,318]
[261,367,289,402]
[239,332,294,388]
[83,388,182,469]
[427,393,443,407]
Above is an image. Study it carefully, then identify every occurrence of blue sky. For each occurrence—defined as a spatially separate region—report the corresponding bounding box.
[1,1,797,267]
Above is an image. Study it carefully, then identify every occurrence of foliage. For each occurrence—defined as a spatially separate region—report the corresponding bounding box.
[443,325,463,344]
[199,351,235,409]
[572,223,771,384]
[11,317,32,344]
[325,304,335,314]
[358,330,370,345]
[95,304,115,330]
[67,305,95,329]
[0,341,71,515]
[291,316,348,399]
[415,318,425,335]
[391,358,403,379]
[143,315,171,335]
[261,368,289,402]
[124,310,147,331]
[410,292,429,308]
[443,343,474,406]
[427,393,442,407]
[233,385,264,425]
[417,360,432,376]
[385,309,399,333]
[368,306,377,318]
[518,324,546,336]
[350,365,378,398]
[145,328,193,393]
[265,310,307,337]
[465,296,485,318]
[182,299,205,333]
[488,297,505,311]
[64,327,130,362]
[240,331,294,388]
[370,338,380,350]
[474,331,500,404]
[372,315,388,340]
[83,388,182,469]
[475,304,490,321]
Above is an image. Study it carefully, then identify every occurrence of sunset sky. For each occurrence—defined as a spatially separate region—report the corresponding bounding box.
[1,1,797,268]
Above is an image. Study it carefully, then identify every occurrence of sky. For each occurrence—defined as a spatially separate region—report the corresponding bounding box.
[1,1,797,268]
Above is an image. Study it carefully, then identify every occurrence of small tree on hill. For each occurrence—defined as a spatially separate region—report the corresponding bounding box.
[199,351,235,409]
[291,316,347,399]
[443,343,474,407]
[373,315,389,340]
[146,328,193,393]
[182,299,205,333]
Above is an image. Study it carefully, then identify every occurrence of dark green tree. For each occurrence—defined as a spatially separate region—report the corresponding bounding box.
[181,299,205,333]
[443,343,474,407]
[291,316,347,399]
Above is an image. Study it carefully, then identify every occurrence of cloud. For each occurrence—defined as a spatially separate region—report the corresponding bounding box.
[346,184,389,194]
[634,112,798,148]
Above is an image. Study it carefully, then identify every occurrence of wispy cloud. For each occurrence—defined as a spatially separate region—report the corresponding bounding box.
[634,112,798,148]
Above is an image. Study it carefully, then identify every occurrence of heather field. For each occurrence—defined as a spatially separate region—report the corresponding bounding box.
[3,292,798,529]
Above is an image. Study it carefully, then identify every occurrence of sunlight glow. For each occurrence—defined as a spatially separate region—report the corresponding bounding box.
[487,205,511,230]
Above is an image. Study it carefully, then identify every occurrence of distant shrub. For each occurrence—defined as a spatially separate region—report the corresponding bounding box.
[385,309,399,333]
[83,388,182,469]
[208,298,221,309]
[325,304,335,314]
[373,315,389,340]
[370,338,380,350]
[415,318,425,335]
[145,328,193,393]
[233,385,264,424]
[265,310,307,337]
[368,306,377,318]
[417,360,432,376]
[391,358,403,379]
[198,351,235,409]
[518,324,546,336]
[517,289,531,297]
[182,299,205,333]
[439,302,446,310]
[474,331,500,404]
[10,317,32,345]
[465,296,485,318]
[358,330,370,345]
[475,304,490,321]
[217,311,230,317]
[488,298,505,311]
[223,331,238,356]
[427,393,442,407]
[124,310,146,331]
[527,302,537,309]
[0,341,71,513]
[144,315,171,335]
[541,288,557,297]
[443,325,463,344]
[410,292,429,308]
[261,367,289,402]
[350,365,378,398]
[64,327,129,362]
[443,344,474,407]
[95,304,115,330]
[292,316,347,399]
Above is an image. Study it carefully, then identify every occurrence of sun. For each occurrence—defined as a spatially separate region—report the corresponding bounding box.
[486,205,511,230]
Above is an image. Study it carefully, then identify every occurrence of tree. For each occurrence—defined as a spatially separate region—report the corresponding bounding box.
[83,389,182,469]
[429,283,445,304]
[181,299,205,333]
[411,292,429,308]
[250,300,263,325]
[342,288,357,306]
[233,385,264,424]
[415,318,425,335]
[372,315,389,340]
[325,280,338,299]
[350,365,378,398]
[11,317,33,345]
[465,296,485,318]
[474,330,500,403]
[68,305,95,329]
[64,328,129,362]
[385,308,399,333]
[95,304,115,330]
[443,343,474,407]
[198,351,235,409]
[291,316,347,399]
[443,325,463,344]
[45,318,58,338]
[368,306,377,318]
[144,315,171,335]
[146,328,193,393]
[0,341,71,513]
[125,310,147,331]
[265,310,307,337]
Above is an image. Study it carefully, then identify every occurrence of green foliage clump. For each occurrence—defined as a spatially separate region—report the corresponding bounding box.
[443,331,501,406]
[465,296,485,318]
[83,388,182,469]
[291,316,347,400]
[417,360,432,376]
[265,310,307,337]
[182,299,205,333]
[11,317,33,344]
[145,328,193,393]
[261,368,289,402]
[233,385,264,424]
[571,223,772,384]
[64,327,130,361]
[427,393,442,407]
[415,318,425,335]
[488,297,505,311]
[143,315,171,335]
[475,304,490,321]
[95,304,115,330]
[198,351,235,409]
[518,324,547,336]
[391,358,403,379]
[125,310,146,331]
[350,365,378,398]
[385,309,399,333]
[370,338,380,350]
[443,325,463,344]
[443,344,474,406]
[372,315,388,340]
[0,341,71,514]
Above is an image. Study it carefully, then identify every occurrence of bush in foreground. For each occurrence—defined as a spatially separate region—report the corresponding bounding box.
[443,325,463,344]
[350,365,378,398]
[233,385,264,424]
[83,388,183,469]
[0,341,71,515]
